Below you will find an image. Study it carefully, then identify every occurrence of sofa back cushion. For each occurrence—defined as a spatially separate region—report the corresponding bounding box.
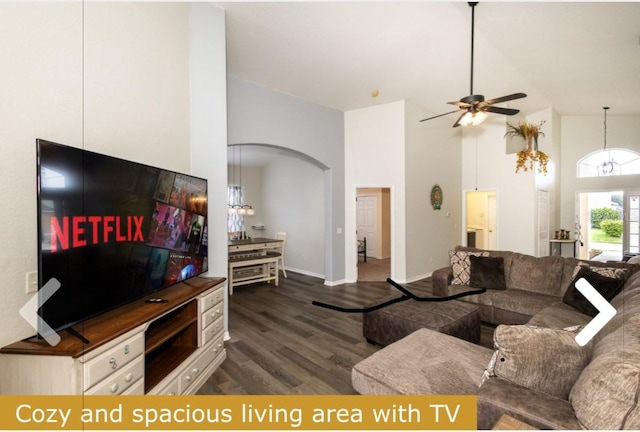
[569,317,640,430]
[560,259,639,296]
[507,253,565,296]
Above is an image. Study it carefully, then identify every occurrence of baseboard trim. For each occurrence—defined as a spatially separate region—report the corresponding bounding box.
[285,267,324,280]
[324,278,347,286]
[405,272,433,284]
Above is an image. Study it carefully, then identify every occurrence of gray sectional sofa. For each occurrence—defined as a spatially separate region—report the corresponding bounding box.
[352,247,640,429]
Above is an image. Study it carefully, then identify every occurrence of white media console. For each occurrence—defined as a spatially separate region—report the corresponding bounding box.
[0,276,226,395]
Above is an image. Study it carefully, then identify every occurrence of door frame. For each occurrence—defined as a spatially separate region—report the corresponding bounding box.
[354,186,392,281]
[464,189,498,250]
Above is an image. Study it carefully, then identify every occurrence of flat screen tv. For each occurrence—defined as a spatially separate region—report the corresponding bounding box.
[36,139,208,337]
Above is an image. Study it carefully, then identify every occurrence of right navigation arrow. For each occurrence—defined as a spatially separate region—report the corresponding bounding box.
[574,277,617,346]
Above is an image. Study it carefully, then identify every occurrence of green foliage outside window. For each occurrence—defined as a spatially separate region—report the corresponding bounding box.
[600,219,623,238]
[591,207,620,229]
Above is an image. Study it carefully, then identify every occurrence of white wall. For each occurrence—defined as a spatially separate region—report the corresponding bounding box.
[0,3,227,348]
[262,156,325,277]
[189,3,228,336]
[345,101,407,282]
[226,77,345,283]
[404,102,462,280]
[560,115,640,232]
[462,116,537,254]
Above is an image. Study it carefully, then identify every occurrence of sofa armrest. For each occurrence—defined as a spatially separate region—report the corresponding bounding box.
[477,378,581,430]
[432,266,453,296]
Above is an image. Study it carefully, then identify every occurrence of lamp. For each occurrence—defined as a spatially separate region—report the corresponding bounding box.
[458,109,488,127]
[600,107,618,176]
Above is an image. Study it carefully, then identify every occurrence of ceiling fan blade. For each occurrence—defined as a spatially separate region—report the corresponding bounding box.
[484,92,527,105]
[484,106,520,116]
[452,111,468,128]
[419,109,463,122]
[447,101,472,108]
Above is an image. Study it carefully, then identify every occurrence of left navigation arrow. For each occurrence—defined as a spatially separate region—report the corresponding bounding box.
[19,278,61,346]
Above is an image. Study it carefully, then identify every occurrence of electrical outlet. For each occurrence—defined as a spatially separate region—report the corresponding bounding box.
[25,271,37,294]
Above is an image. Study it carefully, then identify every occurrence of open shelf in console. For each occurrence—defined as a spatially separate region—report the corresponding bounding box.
[144,300,198,392]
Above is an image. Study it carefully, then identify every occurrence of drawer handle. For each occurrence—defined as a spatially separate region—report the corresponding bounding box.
[125,373,133,383]
[109,358,118,369]
[210,312,217,319]
[110,383,119,393]
[193,367,200,375]
[169,392,176,396]
[124,345,130,355]
[185,375,192,382]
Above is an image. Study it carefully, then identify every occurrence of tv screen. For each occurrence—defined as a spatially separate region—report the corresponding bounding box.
[37,139,208,335]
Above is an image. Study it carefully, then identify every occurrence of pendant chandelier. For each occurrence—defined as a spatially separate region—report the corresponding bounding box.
[228,145,255,216]
[600,107,618,176]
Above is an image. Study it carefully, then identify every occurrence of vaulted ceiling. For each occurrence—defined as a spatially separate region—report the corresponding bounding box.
[218,2,640,121]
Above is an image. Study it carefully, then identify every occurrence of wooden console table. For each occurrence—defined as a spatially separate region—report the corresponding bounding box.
[228,238,283,295]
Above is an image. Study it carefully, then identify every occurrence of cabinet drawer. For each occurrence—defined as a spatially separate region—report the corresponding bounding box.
[83,333,144,390]
[201,305,223,329]
[179,337,223,394]
[201,316,224,346]
[200,286,223,313]
[84,356,144,395]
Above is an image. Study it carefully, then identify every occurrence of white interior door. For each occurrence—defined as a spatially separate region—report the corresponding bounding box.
[357,195,378,259]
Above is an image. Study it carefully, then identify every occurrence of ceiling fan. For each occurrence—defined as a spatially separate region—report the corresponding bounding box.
[420,2,527,127]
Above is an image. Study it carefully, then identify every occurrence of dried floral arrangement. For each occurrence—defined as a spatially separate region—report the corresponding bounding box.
[505,120,549,174]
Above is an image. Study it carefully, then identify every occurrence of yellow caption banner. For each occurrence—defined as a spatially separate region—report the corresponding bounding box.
[0,395,476,430]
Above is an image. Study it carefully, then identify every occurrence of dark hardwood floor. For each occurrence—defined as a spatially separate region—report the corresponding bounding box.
[198,272,495,395]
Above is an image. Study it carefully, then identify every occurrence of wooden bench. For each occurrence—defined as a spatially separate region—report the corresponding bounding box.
[228,251,281,295]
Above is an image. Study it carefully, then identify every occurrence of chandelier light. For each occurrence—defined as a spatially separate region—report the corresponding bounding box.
[227,145,255,216]
[600,107,618,176]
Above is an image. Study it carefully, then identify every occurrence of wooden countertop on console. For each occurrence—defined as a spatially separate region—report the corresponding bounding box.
[0,276,225,358]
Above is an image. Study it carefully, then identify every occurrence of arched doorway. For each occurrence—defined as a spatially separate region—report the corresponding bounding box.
[227,143,329,279]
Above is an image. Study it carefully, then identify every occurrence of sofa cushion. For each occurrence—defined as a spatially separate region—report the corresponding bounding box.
[484,325,591,400]
[563,266,625,317]
[526,302,591,329]
[469,256,507,290]
[478,378,582,430]
[506,253,565,296]
[571,262,631,281]
[352,328,493,395]
[489,289,558,318]
[560,259,639,296]
[570,318,640,429]
[449,250,489,285]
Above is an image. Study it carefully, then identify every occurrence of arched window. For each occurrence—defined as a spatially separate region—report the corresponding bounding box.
[578,148,640,178]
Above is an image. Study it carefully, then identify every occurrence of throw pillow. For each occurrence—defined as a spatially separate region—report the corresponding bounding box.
[483,325,592,400]
[563,266,625,317]
[448,250,490,285]
[469,256,507,290]
[570,262,630,281]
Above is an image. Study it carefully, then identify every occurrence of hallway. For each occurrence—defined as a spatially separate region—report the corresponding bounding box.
[357,257,390,282]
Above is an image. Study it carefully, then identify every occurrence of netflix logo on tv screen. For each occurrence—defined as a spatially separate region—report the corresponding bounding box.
[37,139,208,333]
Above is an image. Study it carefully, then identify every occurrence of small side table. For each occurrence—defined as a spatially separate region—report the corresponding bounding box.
[493,414,536,430]
[550,239,578,257]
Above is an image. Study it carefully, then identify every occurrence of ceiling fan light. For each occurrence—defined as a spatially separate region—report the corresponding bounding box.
[459,110,488,127]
